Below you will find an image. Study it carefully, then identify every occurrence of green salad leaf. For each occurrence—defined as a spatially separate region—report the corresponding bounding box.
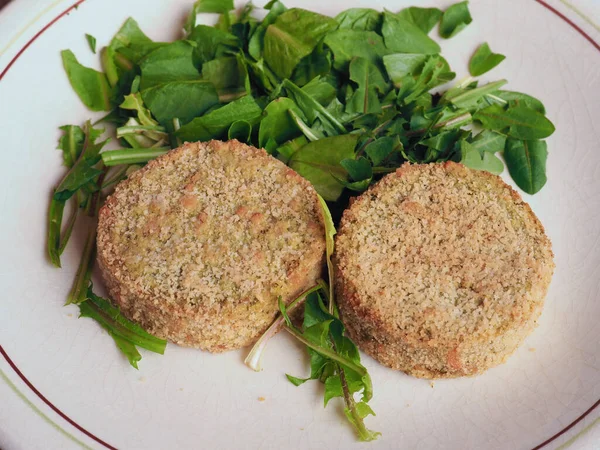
[142,80,219,125]
[346,57,387,114]
[492,90,546,114]
[48,122,108,267]
[469,42,505,76]
[335,8,380,31]
[504,138,548,194]
[61,50,111,111]
[474,104,555,140]
[85,34,97,53]
[185,0,235,35]
[79,286,167,369]
[280,290,380,441]
[289,134,359,201]
[439,1,472,38]
[259,97,304,147]
[176,95,262,141]
[263,8,338,79]
[109,18,165,64]
[397,7,442,34]
[324,30,388,72]
[140,41,200,90]
[382,11,440,54]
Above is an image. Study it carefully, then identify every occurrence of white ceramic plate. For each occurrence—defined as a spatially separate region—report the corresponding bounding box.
[1,0,599,449]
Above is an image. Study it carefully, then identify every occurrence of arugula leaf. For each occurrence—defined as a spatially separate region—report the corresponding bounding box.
[53,124,108,202]
[139,41,200,90]
[248,0,287,61]
[344,402,380,442]
[460,139,504,174]
[57,125,86,168]
[397,55,455,105]
[259,97,304,147]
[439,1,473,38]
[228,120,252,142]
[99,47,121,88]
[79,286,167,368]
[85,34,97,53]
[323,30,388,72]
[54,158,103,202]
[61,50,111,111]
[176,95,262,141]
[281,292,379,441]
[246,57,280,93]
[504,138,548,194]
[364,136,400,165]
[338,156,373,191]
[188,25,241,66]
[470,129,506,153]
[397,7,442,34]
[142,80,219,126]
[283,79,346,136]
[48,122,108,266]
[184,0,235,36]
[383,53,428,85]
[335,8,381,31]
[291,44,331,87]
[263,8,338,79]
[120,93,159,127]
[109,18,165,64]
[276,135,308,162]
[381,11,440,55]
[202,55,250,101]
[289,109,325,142]
[473,104,555,140]
[469,42,505,76]
[448,79,507,110]
[301,76,337,106]
[347,57,388,114]
[340,157,373,181]
[289,134,359,201]
[492,90,546,114]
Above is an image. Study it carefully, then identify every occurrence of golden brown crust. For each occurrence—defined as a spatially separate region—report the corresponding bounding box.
[334,162,554,378]
[97,140,325,352]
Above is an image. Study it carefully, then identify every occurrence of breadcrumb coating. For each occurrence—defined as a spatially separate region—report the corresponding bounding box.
[97,140,325,352]
[334,162,554,378]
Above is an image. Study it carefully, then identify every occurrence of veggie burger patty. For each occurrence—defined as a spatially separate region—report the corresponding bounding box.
[97,140,325,352]
[334,162,554,378]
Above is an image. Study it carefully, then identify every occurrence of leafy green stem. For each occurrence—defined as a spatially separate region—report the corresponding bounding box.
[66,226,96,305]
[288,109,321,141]
[245,281,326,371]
[405,111,472,137]
[82,294,167,354]
[101,148,169,166]
[58,197,79,255]
[47,199,66,267]
[116,125,167,137]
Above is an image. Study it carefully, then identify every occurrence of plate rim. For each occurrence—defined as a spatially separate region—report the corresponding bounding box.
[0,0,599,448]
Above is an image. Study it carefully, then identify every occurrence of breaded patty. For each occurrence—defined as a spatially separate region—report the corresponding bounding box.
[334,162,554,378]
[97,140,325,352]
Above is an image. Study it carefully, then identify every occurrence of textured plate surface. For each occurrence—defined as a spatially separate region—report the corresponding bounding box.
[0,0,599,449]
